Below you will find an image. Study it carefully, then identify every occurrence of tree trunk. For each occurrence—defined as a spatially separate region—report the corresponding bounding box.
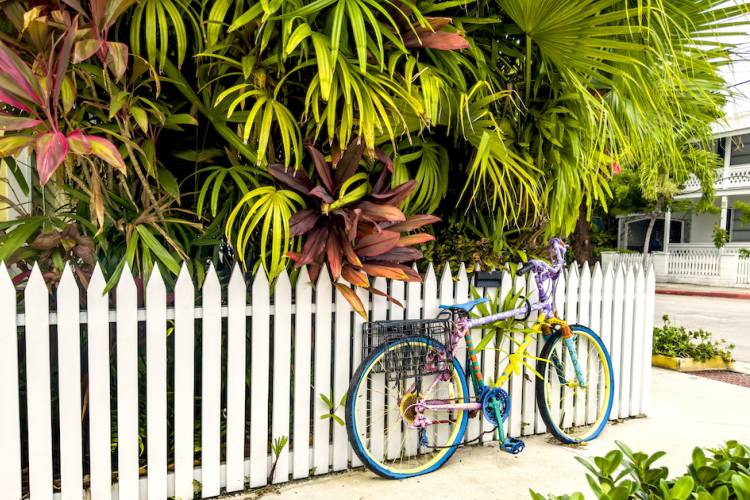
[642,199,662,255]
[571,202,594,266]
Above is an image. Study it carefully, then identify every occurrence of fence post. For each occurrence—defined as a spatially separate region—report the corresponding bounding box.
[650,252,668,282]
[718,252,740,287]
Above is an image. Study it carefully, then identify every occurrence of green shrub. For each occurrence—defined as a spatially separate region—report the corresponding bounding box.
[653,315,734,362]
[531,440,750,500]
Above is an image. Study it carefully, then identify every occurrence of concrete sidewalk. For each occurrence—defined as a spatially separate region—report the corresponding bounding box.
[231,368,750,500]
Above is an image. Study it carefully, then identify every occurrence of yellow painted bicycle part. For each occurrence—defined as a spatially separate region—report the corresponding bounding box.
[351,340,467,476]
[540,328,612,442]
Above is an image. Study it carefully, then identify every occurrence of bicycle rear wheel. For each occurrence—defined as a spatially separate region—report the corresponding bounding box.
[536,325,614,443]
[346,336,469,479]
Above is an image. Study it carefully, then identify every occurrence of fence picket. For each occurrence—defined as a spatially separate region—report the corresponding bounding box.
[86,265,111,500]
[146,267,168,499]
[173,264,195,500]
[226,265,248,491]
[610,265,625,419]
[630,265,646,415]
[588,263,604,424]
[436,265,454,446]
[115,266,139,500]
[574,263,591,428]
[521,272,536,437]
[201,266,222,496]
[368,276,388,462]
[642,265,656,414]
[0,264,22,499]
[455,264,478,443]
[250,269,271,487]
[272,271,292,483]
[482,270,505,442]
[332,277,352,471]
[292,267,313,479]
[386,278,405,461]
[313,268,333,475]
[562,264,579,430]
[350,284,371,467]
[404,267,421,455]
[619,266,635,418]
[56,266,84,500]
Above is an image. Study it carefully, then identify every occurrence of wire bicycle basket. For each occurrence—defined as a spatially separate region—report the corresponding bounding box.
[362,319,453,382]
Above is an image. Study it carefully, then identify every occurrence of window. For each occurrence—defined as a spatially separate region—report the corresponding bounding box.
[729,134,750,166]
[729,208,750,242]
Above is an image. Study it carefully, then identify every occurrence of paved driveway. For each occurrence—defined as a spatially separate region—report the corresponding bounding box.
[654,293,750,362]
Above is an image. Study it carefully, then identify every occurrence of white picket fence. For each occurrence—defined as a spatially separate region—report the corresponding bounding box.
[739,256,750,285]
[667,248,720,277]
[0,260,655,500]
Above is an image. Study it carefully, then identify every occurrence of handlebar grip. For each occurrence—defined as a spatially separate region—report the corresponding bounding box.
[516,262,534,277]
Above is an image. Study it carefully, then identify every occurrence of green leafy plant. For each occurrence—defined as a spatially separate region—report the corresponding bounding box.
[713,225,730,250]
[319,392,347,427]
[531,441,750,500]
[268,435,289,484]
[653,315,734,363]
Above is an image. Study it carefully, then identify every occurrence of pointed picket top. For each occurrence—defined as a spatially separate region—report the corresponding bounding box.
[24,262,46,295]
[146,264,166,297]
[634,262,645,289]
[439,263,453,302]
[251,266,272,295]
[275,267,291,298]
[117,262,137,297]
[315,264,331,288]
[0,261,12,289]
[455,263,469,303]
[646,262,655,287]
[296,265,313,297]
[424,261,436,286]
[229,263,247,295]
[567,261,579,280]
[85,263,106,298]
[581,261,590,280]
[58,262,76,290]
[175,262,194,295]
[439,263,453,289]
[203,262,220,293]
[592,261,603,283]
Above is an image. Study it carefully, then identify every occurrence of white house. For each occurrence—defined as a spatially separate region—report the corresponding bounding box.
[606,37,750,287]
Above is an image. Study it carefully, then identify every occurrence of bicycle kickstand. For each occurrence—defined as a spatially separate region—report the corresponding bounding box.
[494,404,525,455]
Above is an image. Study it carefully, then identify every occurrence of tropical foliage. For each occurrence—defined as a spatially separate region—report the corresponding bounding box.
[0,0,747,301]
[532,440,750,500]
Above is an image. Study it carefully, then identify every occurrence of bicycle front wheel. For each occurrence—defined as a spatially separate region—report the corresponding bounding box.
[536,325,614,443]
[346,336,469,479]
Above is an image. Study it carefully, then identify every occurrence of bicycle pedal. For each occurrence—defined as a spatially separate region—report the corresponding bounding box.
[500,437,525,455]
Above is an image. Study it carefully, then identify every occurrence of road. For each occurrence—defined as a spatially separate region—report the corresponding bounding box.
[654,293,750,362]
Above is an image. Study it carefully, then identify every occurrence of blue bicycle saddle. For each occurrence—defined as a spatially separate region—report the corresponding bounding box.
[438,297,489,312]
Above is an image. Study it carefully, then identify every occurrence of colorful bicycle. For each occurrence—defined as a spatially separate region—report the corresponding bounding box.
[345,238,615,479]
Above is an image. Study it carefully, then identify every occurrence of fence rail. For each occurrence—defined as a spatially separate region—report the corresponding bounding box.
[0,260,655,500]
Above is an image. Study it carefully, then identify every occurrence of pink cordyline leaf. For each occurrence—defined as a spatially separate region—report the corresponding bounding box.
[35,132,69,186]
[0,42,44,105]
[67,130,127,173]
[611,162,621,174]
[0,89,32,112]
[0,113,43,131]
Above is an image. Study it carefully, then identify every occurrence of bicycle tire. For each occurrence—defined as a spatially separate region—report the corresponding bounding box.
[535,324,614,444]
[346,336,469,479]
